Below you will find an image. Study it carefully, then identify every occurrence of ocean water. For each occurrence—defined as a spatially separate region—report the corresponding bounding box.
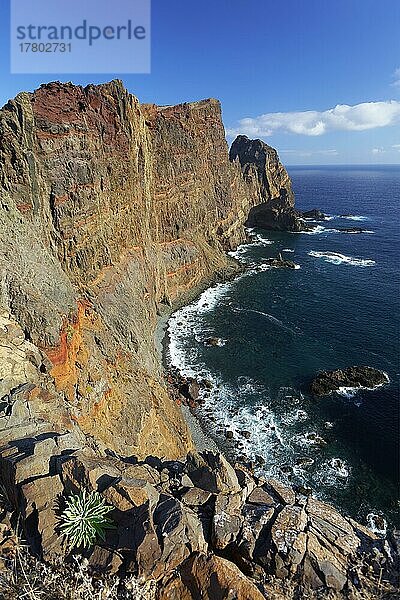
[168,165,400,530]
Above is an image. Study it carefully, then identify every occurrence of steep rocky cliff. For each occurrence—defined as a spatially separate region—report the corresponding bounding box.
[0,81,255,461]
[230,134,303,231]
[1,82,396,599]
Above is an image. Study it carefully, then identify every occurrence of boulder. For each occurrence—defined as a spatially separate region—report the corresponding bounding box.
[265,479,296,505]
[306,531,348,591]
[159,553,266,600]
[22,475,65,559]
[271,505,307,569]
[88,545,123,574]
[238,504,275,561]
[123,463,160,486]
[58,453,121,494]
[134,494,207,579]
[181,487,212,507]
[102,478,159,512]
[186,452,241,493]
[247,487,275,506]
[212,492,244,549]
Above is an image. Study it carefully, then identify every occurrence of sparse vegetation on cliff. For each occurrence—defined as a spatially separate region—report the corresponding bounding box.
[59,491,114,550]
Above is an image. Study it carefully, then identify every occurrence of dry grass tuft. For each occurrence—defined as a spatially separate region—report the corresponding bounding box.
[0,526,156,600]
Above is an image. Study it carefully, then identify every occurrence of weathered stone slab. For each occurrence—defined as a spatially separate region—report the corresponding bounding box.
[212,492,244,549]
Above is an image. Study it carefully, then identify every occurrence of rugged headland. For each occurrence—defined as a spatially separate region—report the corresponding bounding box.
[0,81,398,598]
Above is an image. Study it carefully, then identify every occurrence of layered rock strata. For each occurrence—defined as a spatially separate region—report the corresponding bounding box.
[0,82,397,598]
[0,81,252,461]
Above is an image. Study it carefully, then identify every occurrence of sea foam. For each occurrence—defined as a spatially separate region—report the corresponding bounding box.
[308,250,375,267]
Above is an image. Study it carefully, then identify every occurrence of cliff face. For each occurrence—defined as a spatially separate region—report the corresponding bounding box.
[230,134,303,231]
[0,82,397,598]
[0,81,287,460]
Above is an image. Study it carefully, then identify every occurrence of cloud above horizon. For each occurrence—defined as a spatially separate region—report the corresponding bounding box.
[391,67,400,88]
[226,100,400,138]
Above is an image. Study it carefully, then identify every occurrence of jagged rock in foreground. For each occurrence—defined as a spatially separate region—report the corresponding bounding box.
[230,135,304,231]
[310,366,390,396]
[0,412,398,598]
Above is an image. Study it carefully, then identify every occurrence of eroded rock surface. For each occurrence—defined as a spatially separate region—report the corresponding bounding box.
[230,135,303,231]
[0,81,298,461]
[0,82,398,598]
[310,366,389,396]
[1,435,397,598]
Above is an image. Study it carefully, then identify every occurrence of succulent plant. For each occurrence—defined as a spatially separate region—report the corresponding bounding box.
[59,490,114,550]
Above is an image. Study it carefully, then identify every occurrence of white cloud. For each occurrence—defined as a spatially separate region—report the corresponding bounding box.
[227,100,400,138]
[372,147,386,154]
[280,149,338,158]
[392,144,400,151]
[391,67,400,88]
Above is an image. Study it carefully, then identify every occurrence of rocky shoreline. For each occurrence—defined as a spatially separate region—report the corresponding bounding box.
[0,80,398,598]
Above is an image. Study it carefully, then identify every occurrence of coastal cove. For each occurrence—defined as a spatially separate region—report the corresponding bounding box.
[165,165,400,530]
[1,80,399,598]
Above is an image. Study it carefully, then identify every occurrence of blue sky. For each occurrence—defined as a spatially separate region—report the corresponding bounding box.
[1,0,399,164]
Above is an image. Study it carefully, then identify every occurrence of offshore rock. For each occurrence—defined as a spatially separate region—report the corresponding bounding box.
[310,366,389,396]
[302,209,327,220]
[264,254,298,269]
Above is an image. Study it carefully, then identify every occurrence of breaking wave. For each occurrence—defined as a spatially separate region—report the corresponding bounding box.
[167,282,351,496]
[339,215,369,221]
[308,251,376,267]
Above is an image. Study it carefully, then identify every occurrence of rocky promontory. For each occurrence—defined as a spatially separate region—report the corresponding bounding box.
[229,135,304,231]
[0,82,398,598]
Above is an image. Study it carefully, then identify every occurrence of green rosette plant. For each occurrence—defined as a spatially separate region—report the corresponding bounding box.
[59,489,114,550]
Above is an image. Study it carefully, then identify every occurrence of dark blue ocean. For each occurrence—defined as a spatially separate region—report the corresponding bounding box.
[168,165,400,530]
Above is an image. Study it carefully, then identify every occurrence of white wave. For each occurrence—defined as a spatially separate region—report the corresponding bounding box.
[337,386,359,399]
[281,409,308,427]
[308,250,375,267]
[228,234,274,262]
[329,458,350,478]
[282,248,294,253]
[290,225,326,235]
[254,233,274,245]
[228,244,252,261]
[196,381,292,479]
[292,224,374,236]
[342,229,375,234]
[315,458,351,488]
[339,215,369,221]
[168,281,235,378]
[336,372,390,401]
[296,409,308,422]
[366,513,387,536]
[294,431,327,448]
